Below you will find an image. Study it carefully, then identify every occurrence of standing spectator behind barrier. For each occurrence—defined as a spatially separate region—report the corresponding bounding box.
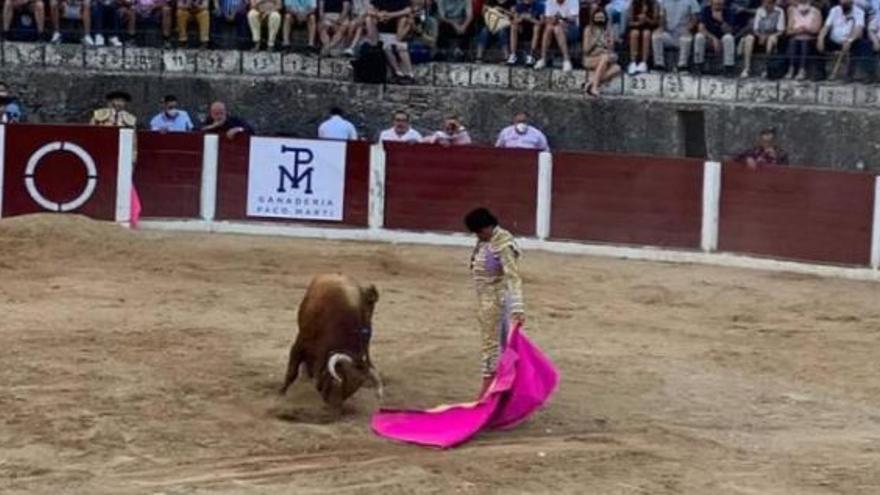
[651,0,699,72]
[201,101,254,138]
[318,107,359,140]
[93,0,123,46]
[625,0,657,74]
[582,9,621,96]
[281,0,317,51]
[423,115,472,145]
[48,0,92,44]
[0,82,25,123]
[408,0,439,63]
[379,110,423,142]
[495,111,548,150]
[694,0,736,76]
[213,0,249,49]
[534,0,579,71]
[507,0,543,66]
[119,0,173,47]
[739,0,785,79]
[818,0,873,81]
[786,0,822,81]
[734,127,788,169]
[436,0,474,61]
[248,0,282,50]
[476,0,515,63]
[3,0,47,40]
[150,95,195,132]
[318,0,350,55]
[177,0,210,48]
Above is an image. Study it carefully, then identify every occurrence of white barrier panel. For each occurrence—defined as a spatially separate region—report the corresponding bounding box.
[115,129,134,223]
[201,134,219,221]
[369,144,386,230]
[701,161,722,252]
[536,152,553,240]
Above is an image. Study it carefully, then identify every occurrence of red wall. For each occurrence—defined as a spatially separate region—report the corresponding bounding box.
[719,163,875,265]
[383,143,538,235]
[214,135,370,226]
[134,131,203,218]
[551,152,704,248]
[2,124,119,220]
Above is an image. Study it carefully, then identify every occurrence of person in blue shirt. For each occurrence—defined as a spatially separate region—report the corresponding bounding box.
[0,81,24,123]
[149,95,194,132]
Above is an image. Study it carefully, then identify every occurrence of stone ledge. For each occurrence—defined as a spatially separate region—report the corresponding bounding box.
[10,41,880,109]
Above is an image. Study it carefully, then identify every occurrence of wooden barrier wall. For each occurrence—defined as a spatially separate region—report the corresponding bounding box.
[383,143,539,236]
[134,131,203,218]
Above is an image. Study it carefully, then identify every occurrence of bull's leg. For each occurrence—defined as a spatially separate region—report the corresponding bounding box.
[367,366,384,402]
[279,343,305,395]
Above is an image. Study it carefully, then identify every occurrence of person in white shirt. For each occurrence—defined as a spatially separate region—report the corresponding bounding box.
[379,110,423,142]
[739,0,786,78]
[495,111,549,150]
[534,0,579,71]
[317,107,359,140]
[818,0,873,80]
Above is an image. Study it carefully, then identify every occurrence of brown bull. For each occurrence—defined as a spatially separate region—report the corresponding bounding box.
[279,274,383,406]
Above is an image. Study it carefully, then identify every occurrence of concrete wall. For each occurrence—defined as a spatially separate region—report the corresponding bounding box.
[2,61,880,170]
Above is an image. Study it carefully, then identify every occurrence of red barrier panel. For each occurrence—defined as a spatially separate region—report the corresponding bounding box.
[383,143,538,235]
[134,131,203,218]
[2,124,119,220]
[550,153,704,248]
[719,163,875,266]
[215,135,370,226]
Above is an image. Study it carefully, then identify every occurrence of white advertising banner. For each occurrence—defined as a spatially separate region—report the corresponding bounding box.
[247,137,347,221]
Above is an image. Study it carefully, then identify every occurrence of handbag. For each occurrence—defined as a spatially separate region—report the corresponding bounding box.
[483,7,511,34]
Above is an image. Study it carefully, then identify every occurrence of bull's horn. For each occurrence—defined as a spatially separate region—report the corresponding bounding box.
[327,353,354,383]
[369,366,385,402]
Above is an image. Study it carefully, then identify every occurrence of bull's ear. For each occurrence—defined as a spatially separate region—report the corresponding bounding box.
[363,285,379,305]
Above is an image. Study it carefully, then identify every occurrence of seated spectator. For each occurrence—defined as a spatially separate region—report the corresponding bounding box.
[476,0,515,63]
[436,0,474,61]
[818,0,873,81]
[213,0,249,49]
[379,110,423,142]
[92,0,122,46]
[534,0,579,71]
[281,0,317,51]
[651,0,699,72]
[507,0,543,66]
[734,127,788,168]
[604,0,629,41]
[342,0,368,55]
[366,0,415,81]
[3,0,47,40]
[694,0,736,76]
[48,0,92,44]
[785,0,822,80]
[582,9,620,96]
[201,101,254,138]
[0,82,25,123]
[423,114,472,145]
[318,106,359,139]
[730,0,758,36]
[176,0,210,47]
[495,111,548,150]
[248,0,282,50]
[408,0,439,63]
[740,0,785,78]
[150,95,194,132]
[318,0,350,55]
[119,0,172,47]
[625,0,657,74]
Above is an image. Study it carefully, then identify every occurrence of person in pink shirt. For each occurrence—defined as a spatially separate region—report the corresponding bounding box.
[785,0,822,80]
[495,111,549,150]
[119,0,172,46]
[423,115,472,145]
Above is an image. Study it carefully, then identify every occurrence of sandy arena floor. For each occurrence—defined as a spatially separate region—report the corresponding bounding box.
[1,215,879,494]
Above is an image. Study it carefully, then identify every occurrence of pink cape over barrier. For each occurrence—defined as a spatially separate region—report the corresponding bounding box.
[130,186,142,229]
[370,324,559,448]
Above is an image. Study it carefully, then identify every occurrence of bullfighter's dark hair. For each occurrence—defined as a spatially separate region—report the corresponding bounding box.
[330,106,343,116]
[464,208,498,233]
[163,94,178,103]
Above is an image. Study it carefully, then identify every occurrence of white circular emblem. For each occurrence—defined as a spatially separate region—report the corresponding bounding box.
[24,141,98,212]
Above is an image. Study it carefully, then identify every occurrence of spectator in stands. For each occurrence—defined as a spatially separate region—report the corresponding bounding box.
[342,0,368,55]
[604,0,629,41]
[651,0,699,72]
[248,0,282,50]
[0,82,24,123]
[119,0,173,47]
[366,0,415,81]
[495,111,548,150]
[318,106,359,139]
[582,9,621,96]
[379,110,423,141]
[476,0,515,63]
[507,0,543,66]
[2,0,47,40]
[625,0,657,74]
[408,0,439,63]
[423,114,472,145]
[318,0,350,55]
[534,0,579,71]
[48,0,92,44]
[281,0,317,51]
[694,0,736,76]
[201,101,254,138]
[785,0,822,80]
[176,0,210,48]
[740,0,785,78]
[213,0,249,49]
[90,90,136,128]
[150,95,194,132]
[734,127,788,168]
[436,0,474,61]
[818,0,873,81]
[730,0,758,36]
[93,0,123,46]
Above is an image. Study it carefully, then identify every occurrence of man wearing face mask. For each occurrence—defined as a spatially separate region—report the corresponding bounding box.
[423,114,472,145]
[818,0,873,81]
[0,82,24,124]
[150,95,194,132]
[495,111,549,150]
